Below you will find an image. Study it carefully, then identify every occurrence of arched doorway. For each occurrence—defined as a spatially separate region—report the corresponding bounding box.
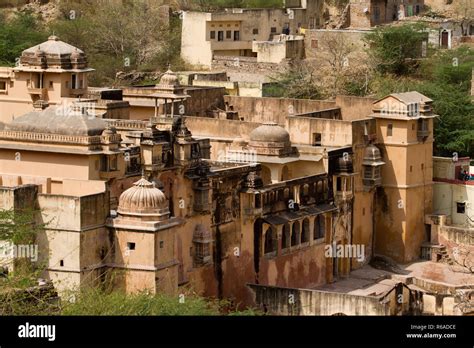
[282,223,290,250]
[253,218,263,274]
[441,30,449,49]
[291,221,300,246]
[301,219,310,243]
[264,226,276,254]
[261,165,272,185]
[281,165,290,181]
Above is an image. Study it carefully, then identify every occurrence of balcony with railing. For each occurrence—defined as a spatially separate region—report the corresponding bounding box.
[69,88,88,96]
[417,119,430,139]
[27,87,47,99]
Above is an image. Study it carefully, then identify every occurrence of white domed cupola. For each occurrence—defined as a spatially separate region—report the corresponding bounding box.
[118,176,170,221]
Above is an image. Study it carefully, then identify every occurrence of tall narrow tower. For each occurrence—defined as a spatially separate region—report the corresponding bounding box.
[371,92,437,263]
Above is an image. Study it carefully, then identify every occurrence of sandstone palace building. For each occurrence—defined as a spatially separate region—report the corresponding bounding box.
[0,37,471,315]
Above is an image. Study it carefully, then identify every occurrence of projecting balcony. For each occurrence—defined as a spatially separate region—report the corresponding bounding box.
[417,129,430,139]
[363,177,382,188]
[210,40,252,51]
[69,88,87,96]
[27,87,47,98]
[243,207,263,216]
[99,170,121,180]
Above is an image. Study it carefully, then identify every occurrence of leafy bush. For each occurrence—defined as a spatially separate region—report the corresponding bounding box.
[0,11,47,66]
[364,23,429,76]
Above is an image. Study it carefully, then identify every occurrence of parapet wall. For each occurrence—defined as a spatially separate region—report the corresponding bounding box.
[248,284,395,315]
[224,95,336,124]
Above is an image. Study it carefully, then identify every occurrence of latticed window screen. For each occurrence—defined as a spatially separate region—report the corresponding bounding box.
[193,224,212,266]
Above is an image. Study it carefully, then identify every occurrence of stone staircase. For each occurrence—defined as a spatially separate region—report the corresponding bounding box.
[421,243,454,265]
[436,245,454,265]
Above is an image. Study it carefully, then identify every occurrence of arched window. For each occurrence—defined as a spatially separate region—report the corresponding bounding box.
[291,221,300,246]
[261,166,272,185]
[264,227,276,254]
[282,224,290,249]
[314,215,325,240]
[281,166,289,181]
[278,189,285,201]
[301,219,310,243]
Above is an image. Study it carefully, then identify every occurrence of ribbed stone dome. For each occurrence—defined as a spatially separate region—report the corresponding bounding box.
[118,177,169,218]
[249,122,290,143]
[362,144,384,166]
[335,156,353,174]
[159,69,180,86]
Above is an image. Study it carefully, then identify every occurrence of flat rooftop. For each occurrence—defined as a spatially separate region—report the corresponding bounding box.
[310,261,474,297]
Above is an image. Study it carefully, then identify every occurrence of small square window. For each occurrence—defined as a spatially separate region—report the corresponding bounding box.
[127,242,136,250]
[457,202,466,214]
[271,27,277,33]
[60,260,64,267]
[313,133,322,146]
[0,81,6,91]
[253,28,259,35]
[210,31,215,39]
[160,241,164,248]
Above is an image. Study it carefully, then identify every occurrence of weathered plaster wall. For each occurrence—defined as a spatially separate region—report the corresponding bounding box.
[248,284,394,315]
[223,95,336,124]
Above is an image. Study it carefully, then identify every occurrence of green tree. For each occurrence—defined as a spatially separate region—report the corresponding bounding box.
[174,0,283,11]
[268,62,322,100]
[50,1,186,86]
[0,208,47,292]
[0,208,42,245]
[0,11,47,66]
[364,23,429,76]
[370,47,474,157]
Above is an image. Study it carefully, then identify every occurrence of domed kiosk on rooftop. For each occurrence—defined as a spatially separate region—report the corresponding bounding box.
[118,177,170,221]
[159,69,180,87]
[249,122,293,156]
[19,35,91,70]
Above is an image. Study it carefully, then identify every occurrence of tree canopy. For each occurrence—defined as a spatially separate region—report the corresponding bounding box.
[363,23,429,76]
